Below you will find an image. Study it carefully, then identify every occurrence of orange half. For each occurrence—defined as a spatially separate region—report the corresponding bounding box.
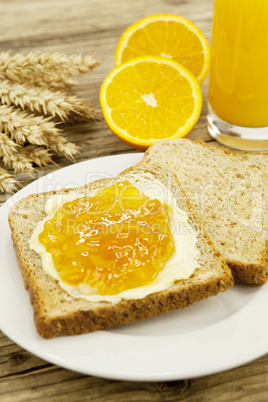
[115,14,210,84]
[100,56,202,150]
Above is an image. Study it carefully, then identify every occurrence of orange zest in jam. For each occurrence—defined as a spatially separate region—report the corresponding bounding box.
[39,181,175,295]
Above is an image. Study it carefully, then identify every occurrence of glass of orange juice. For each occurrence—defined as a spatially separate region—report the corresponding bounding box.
[207,0,268,150]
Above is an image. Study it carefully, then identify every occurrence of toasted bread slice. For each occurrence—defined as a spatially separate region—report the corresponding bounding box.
[8,164,233,338]
[143,139,268,285]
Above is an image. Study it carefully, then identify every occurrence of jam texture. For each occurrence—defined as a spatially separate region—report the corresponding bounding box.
[39,181,175,295]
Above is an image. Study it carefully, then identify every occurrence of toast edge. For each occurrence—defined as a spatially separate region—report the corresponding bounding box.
[10,227,233,338]
[8,163,234,338]
[142,139,268,285]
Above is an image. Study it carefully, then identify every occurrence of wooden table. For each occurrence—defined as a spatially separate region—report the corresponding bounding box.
[1,0,268,400]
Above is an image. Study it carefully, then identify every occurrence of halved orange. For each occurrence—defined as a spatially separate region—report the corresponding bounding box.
[115,14,210,84]
[100,56,202,150]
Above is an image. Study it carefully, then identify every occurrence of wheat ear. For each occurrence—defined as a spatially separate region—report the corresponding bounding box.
[0,52,99,88]
[17,145,53,168]
[0,132,20,158]
[1,145,54,173]
[0,104,61,146]
[0,80,97,122]
[0,105,79,163]
[2,149,34,173]
[44,130,80,161]
[0,167,18,193]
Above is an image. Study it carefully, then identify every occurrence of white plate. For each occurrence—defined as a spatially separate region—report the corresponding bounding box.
[0,153,268,382]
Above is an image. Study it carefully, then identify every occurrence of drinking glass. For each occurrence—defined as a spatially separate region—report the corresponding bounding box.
[207,0,268,151]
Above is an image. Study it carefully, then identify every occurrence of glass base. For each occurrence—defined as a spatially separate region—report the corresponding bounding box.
[207,103,268,151]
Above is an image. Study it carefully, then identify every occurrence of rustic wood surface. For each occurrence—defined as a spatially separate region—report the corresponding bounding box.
[1,0,268,400]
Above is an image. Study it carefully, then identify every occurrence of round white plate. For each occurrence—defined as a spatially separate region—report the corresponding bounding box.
[0,153,268,382]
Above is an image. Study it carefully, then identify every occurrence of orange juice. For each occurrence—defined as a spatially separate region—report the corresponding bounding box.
[209,0,268,127]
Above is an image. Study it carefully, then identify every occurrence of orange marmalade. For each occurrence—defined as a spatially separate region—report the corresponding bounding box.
[38,181,175,295]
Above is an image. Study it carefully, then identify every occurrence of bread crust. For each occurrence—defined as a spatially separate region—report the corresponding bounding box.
[143,139,268,285]
[8,164,233,338]
[189,140,268,285]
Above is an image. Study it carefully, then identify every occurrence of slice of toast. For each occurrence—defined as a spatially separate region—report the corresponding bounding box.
[142,139,268,285]
[8,164,233,338]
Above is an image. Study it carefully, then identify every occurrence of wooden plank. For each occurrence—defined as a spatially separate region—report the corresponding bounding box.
[1,0,267,400]
[0,353,268,402]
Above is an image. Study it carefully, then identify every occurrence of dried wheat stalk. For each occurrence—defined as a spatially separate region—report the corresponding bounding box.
[0,106,79,170]
[0,52,99,89]
[24,145,53,167]
[0,51,99,193]
[0,167,18,193]
[13,145,52,171]
[0,80,97,122]
[0,132,19,157]
[0,104,59,145]
[45,131,80,160]
[0,131,32,175]
[2,145,54,173]
[3,152,34,174]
